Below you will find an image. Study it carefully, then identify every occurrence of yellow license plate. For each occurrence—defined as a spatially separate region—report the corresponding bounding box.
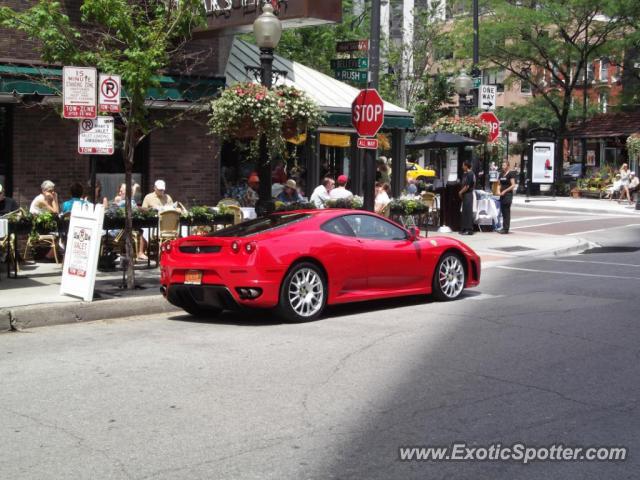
[184,270,202,285]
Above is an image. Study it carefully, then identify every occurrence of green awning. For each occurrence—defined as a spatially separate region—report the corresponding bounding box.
[0,65,224,102]
[325,111,414,130]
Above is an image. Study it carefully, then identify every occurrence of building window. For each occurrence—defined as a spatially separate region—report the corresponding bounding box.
[599,92,608,113]
[482,69,506,92]
[520,79,531,94]
[599,58,609,82]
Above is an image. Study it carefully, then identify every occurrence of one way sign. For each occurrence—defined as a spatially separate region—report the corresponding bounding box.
[479,84,496,111]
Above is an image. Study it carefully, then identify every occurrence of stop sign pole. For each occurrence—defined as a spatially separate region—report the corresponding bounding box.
[352,88,384,212]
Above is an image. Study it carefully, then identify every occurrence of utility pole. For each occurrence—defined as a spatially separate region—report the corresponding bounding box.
[363,0,381,213]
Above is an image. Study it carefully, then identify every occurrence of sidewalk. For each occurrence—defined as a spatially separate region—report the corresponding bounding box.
[1,221,591,331]
[513,195,640,216]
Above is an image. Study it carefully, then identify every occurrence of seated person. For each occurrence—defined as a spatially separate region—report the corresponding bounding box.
[0,183,18,215]
[604,174,622,200]
[61,182,88,214]
[629,172,639,198]
[142,179,182,212]
[374,183,392,214]
[277,179,303,204]
[113,182,140,208]
[241,175,260,208]
[30,180,60,215]
[329,175,353,200]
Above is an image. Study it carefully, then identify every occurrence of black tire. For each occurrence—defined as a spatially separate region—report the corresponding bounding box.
[432,253,466,301]
[181,303,222,318]
[276,262,327,323]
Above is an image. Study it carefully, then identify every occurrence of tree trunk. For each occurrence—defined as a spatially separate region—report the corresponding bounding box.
[122,108,138,290]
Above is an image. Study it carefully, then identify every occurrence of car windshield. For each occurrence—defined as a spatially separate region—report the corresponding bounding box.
[207,213,310,238]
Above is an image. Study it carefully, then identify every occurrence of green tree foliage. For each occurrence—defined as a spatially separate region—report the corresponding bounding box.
[453,0,628,136]
[0,0,206,288]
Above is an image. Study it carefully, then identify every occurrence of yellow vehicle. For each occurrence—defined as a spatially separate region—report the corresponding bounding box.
[406,162,436,182]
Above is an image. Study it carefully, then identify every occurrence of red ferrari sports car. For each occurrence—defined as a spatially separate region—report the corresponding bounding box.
[160,209,480,322]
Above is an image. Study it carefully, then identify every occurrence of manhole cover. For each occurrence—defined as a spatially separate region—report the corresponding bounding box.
[581,246,640,254]
[492,246,537,252]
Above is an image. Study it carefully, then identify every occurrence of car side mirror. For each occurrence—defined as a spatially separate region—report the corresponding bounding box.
[408,226,421,241]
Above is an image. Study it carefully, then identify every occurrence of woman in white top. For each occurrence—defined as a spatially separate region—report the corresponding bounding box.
[29,180,59,215]
[374,183,392,214]
[619,163,632,203]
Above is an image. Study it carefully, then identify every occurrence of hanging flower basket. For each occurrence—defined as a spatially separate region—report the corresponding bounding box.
[208,82,324,161]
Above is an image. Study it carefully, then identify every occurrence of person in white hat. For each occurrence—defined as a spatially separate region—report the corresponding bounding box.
[142,179,174,210]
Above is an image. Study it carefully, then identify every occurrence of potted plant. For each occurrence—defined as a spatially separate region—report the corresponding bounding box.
[208,82,324,161]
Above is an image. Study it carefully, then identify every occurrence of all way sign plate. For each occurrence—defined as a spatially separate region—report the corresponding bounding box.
[357,138,379,149]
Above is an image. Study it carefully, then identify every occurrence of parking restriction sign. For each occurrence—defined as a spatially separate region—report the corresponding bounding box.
[63,66,97,119]
[98,74,121,113]
[78,117,114,155]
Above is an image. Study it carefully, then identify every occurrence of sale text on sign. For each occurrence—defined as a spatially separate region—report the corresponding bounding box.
[78,117,114,155]
[63,66,97,119]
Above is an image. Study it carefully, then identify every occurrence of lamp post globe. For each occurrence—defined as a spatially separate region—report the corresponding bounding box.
[253,4,282,49]
[454,71,472,96]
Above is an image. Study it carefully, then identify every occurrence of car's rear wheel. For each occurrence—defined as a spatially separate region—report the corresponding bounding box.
[277,262,326,322]
[432,253,466,301]
[181,303,222,318]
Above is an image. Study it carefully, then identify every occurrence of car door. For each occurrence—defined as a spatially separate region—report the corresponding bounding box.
[342,214,427,290]
[319,216,368,293]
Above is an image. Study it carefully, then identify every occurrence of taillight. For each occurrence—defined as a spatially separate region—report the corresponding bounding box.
[161,241,172,253]
[231,241,240,253]
[245,242,256,253]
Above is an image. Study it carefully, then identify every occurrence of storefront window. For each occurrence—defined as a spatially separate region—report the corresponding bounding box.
[94,136,147,203]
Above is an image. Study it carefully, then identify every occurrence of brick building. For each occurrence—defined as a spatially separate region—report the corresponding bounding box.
[0,0,344,208]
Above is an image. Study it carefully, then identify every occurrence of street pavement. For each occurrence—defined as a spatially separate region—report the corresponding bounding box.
[1,209,639,479]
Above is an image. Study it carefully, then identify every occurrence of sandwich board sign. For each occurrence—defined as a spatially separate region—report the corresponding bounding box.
[60,202,105,302]
[63,66,97,119]
[98,74,121,113]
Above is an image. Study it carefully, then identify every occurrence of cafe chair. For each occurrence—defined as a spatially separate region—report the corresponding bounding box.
[225,205,244,225]
[158,209,182,242]
[217,198,241,207]
[421,191,439,227]
[24,232,61,264]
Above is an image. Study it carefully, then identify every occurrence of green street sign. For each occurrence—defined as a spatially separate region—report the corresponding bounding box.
[473,77,482,89]
[333,69,368,83]
[330,58,369,70]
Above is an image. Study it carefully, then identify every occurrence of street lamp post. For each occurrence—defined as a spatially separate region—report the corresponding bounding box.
[253,3,282,217]
[454,71,472,116]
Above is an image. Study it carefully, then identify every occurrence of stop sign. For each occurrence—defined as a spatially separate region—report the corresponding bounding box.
[479,111,500,143]
[352,89,384,137]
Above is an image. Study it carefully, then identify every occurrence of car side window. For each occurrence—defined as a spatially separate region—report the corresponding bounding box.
[321,217,355,237]
[343,214,407,241]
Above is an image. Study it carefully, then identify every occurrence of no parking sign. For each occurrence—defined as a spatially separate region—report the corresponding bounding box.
[98,74,121,113]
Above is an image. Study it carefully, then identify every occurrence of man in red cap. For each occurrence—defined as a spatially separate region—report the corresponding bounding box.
[242,174,260,207]
[330,174,353,200]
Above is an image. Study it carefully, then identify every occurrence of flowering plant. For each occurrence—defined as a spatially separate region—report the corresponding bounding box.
[426,116,490,141]
[208,82,324,160]
[626,133,640,159]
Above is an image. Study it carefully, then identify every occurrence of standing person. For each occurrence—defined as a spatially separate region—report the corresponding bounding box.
[310,177,334,208]
[142,179,174,210]
[497,160,518,234]
[29,180,59,214]
[458,161,475,235]
[618,163,632,203]
[329,175,353,200]
[375,183,392,214]
[0,184,18,215]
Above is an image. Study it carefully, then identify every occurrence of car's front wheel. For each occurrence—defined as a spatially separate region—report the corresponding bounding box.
[432,253,466,301]
[277,262,327,322]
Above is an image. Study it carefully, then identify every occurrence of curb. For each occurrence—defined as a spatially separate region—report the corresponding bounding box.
[5,295,179,331]
[515,200,640,217]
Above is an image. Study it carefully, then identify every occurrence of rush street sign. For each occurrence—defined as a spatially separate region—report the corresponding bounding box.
[330,58,368,70]
[352,89,384,137]
[334,70,368,83]
[336,39,369,53]
[357,138,379,149]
